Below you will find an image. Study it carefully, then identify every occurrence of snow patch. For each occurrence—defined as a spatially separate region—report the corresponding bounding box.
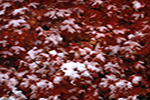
[44,9,72,18]
[10,46,26,54]
[128,34,135,39]
[113,28,129,35]
[7,78,18,88]
[17,71,28,78]
[28,2,39,9]
[0,51,13,58]
[53,76,63,84]
[61,62,87,79]
[60,18,81,33]
[27,47,43,59]
[12,88,26,99]
[132,75,142,84]
[104,62,123,74]
[96,26,108,32]
[44,34,63,45]
[132,1,144,10]
[0,10,5,15]
[116,37,126,44]
[60,24,76,33]
[115,80,132,88]
[5,19,26,28]
[0,40,7,47]
[96,53,105,62]
[36,80,54,88]
[87,64,100,72]
[39,98,47,100]
[105,45,120,55]
[49,50,57,56]
[0,2,11,9]
[12,7,27,15]
[123,40,141,48]
[92,0,103,6]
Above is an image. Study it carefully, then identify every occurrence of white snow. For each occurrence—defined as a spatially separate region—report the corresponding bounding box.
[0,51,13,58]
[92,0,103,6]
[12,7,27,15]
[87,64,100,72]
[122,5,130,10]
[116,37,126,44]
[96,26,108,32]
[0,73,9,81]
[123,40,141,48]
[79,48,87,56]
[27,47,43,59]
[57,9,72,17]
[27,74,39,80]
[44,9,72,18]
[81,71,91,77]
[105,45,120,54]
[83,47,92,53]
[106,74,118,80]
[132,75,142,84]
[36,80,54,88]
[108,79,133,99]
[132,1,144,10]
[118,95,138,100]
[115,80,132,88]
[36,80,46,86]
[96,33,105,38]
[132,13,144,20]
[113,28,129,35]
[104,62,123,74]
[5,19,26,28]
[39,98,47,100]
[8,78,18,88]
[29,61,41,72]
[142,25,150,31]
[95,53,105,62]
[0,40,7,47]
[44,34,63,45]
[12,88,27,99]
[99,74,118,88]
[17,71,28,78]
[61,62,87,79]
[48,82,54,88]
[134,61,145,69]
[0,2,11,9]
[58,53,64,57]
[60,18,81,33]
[53,76,63,84]
[28,2,39,9]
[107,24,113,29]
[128,34,135,39]
[60,24,76,33]
[49,50,57,56]
[10,46,26,54]
[107,5,118,10]
[63,18,75,25]
[0,97,7,100]
[40,53,49,58]
[68,88,77,93]
[44,10,57,18]
[118,98,126,100]
[135,31,144,37]
[0,10,5,15]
